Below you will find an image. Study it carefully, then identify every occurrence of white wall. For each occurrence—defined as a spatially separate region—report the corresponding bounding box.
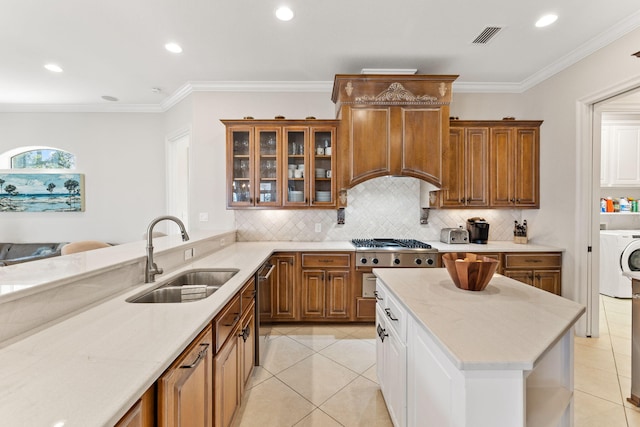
[0,113,165,243]
[186,91,336,233]
[520,27,640,334]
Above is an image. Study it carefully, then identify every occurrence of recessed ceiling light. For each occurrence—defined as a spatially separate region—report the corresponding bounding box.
[275,6,294,21]
[101,95,119,102]
[164,43,183,53]
[535,14,558,28]
[44,64,63,73]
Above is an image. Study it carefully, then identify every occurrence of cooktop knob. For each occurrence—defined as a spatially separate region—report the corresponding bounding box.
[372,258,379,265]
[394,258,401,265]
[414,258,422,265]
[360,258,367,264]
[426,258,434,265]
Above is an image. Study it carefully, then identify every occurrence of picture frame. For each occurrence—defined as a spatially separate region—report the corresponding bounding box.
[0,172,85,212]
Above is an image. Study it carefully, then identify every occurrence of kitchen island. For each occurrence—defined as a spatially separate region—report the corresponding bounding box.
[373,268,585,427]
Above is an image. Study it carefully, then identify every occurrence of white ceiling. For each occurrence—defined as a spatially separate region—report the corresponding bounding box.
[2,0,640,111]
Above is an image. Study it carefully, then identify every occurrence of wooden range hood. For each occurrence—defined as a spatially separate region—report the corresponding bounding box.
[331,74,458,190]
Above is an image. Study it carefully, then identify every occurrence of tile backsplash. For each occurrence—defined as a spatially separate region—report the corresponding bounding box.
[236,176,522,242]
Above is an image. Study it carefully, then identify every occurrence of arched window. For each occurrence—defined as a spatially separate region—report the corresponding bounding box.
[0,146,75,169]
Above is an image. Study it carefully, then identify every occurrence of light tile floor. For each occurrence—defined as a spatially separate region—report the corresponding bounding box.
[231,324,392,427]
[574,295,640,427]
[233,297,639,427]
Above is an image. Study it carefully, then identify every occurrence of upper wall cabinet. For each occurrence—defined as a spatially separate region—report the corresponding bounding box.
[331,74,458,190]
[222,119,339,209]
[601,121,640,187]
[433,120,542,209]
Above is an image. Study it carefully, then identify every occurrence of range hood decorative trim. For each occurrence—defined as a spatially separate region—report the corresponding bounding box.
[354,82,438,103]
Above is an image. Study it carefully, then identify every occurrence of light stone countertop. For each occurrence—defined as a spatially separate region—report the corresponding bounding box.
[373,268,585,371]
[0,236,565,427]
[0,239,354,427]
[427,240,564,252]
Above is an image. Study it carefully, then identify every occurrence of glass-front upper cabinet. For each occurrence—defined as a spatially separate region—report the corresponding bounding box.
[284,127,308,206]
[256,127,281,207]
[310,128,336,206]
[228,127,254,207]
[223,119,338,209]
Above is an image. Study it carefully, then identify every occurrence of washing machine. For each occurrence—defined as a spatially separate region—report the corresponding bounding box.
[600,230,640,298]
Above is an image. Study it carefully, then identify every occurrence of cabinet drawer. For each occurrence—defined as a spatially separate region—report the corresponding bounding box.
[301,253,351,268]
[241,277,256,314]
[214,295,241,352]
[376,280,406,341]
[503,253,561,269]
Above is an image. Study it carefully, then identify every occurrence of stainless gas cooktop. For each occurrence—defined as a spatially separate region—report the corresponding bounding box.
[351,238,437,267]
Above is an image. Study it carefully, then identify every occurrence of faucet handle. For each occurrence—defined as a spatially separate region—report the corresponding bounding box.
[153,263,163,275]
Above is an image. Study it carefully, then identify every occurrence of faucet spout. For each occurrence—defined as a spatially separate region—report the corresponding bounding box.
[145,215,190,283]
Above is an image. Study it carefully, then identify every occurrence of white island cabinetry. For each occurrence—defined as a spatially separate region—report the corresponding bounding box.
[374,269,584,427]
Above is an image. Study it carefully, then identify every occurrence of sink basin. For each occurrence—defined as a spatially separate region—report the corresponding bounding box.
[127,268,239,303]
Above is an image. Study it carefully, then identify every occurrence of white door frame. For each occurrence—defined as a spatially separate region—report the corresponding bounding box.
[166,126,192,232]
[577,75,640,337]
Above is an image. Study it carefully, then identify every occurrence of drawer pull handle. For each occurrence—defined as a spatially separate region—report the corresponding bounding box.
[224,313,240,327]
[180,343,209,369]
[374,291,383,301]
[524,259,543,263]
[385,308,398,321]
[240,326,251,342]
[377,324,388,342]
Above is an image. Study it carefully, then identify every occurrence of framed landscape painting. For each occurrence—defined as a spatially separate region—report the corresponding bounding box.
[0,172,85,212]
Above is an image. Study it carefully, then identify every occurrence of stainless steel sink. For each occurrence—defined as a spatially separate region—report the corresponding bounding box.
[127,268,239,303]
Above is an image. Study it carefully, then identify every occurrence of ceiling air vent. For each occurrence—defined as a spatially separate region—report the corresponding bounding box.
[472,26,503,44]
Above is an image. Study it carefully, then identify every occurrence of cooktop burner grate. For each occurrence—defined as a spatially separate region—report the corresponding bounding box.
[351,238,433,249]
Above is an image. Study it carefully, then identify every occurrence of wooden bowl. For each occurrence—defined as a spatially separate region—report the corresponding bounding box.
[442,252,499,291]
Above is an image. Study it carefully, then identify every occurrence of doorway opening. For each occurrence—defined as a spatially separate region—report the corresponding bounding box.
[166,128,191,232]
[579,81,640,337]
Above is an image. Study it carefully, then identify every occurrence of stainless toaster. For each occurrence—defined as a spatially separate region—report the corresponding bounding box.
[440,228,469,244]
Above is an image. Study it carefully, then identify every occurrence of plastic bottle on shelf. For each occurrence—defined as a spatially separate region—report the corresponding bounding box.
[620,197,630,212]
[606,197,614,212]
[601,198,607,212]
[613,198,620,212]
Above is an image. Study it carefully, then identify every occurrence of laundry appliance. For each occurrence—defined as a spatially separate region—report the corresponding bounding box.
[599,230,640,298]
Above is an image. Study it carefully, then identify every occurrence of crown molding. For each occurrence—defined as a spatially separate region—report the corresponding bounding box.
[520,9,640,92]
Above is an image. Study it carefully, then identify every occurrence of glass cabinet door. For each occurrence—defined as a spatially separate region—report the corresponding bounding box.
[229,128,253,206]
[310,128,336,206]
[284,128,308,206]
[255,127,280,206]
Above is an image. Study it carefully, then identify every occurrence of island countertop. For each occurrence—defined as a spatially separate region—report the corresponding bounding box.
[373,268,585,370]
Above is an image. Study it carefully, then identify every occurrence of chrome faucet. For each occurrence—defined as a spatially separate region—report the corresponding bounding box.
[145,215,190,283]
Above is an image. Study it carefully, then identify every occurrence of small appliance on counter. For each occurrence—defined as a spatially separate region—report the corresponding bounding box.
[440,228,469,244]
[467,217,490,244]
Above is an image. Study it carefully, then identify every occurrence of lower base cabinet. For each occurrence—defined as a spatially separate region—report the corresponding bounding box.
[503,252,562,295]
[157,326,213,427]
[115,386,155,427]
[214,323,240,427]
[376,305,406,427]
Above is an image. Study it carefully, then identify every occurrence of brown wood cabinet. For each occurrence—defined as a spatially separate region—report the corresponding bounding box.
[115,386,155,427]
[332,75,457,192]
[157,326,213,427]
[441,125,489,207]
[267,253,299,321]
[300,253,352,321]
[489,122,541,208]
[434,120,542,209]
[502,252,562,295]
[213,322,240,427]
[222,120,338,209]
